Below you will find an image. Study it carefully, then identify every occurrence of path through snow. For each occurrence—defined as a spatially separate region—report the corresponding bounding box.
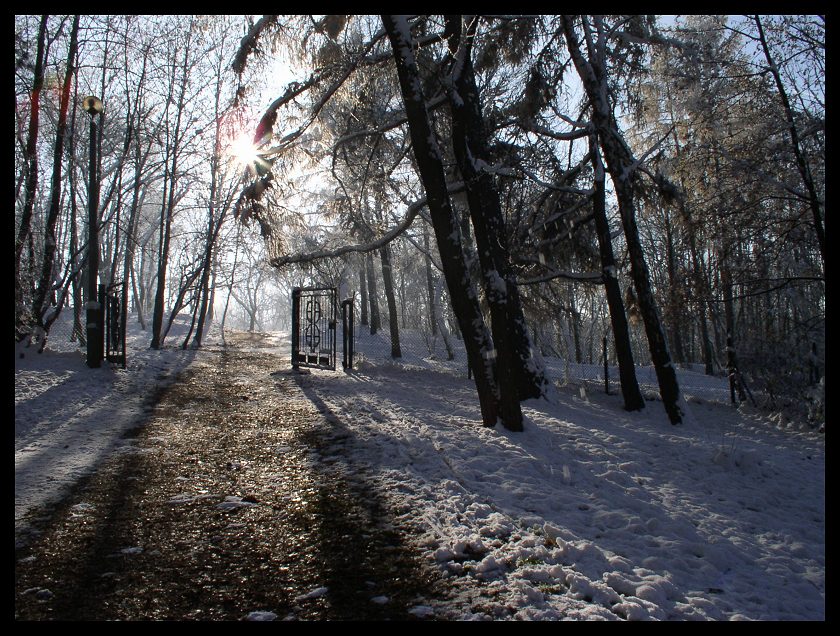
[15,324,825,620]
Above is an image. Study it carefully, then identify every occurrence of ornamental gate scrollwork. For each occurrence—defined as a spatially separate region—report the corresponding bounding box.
[291,287,337,370]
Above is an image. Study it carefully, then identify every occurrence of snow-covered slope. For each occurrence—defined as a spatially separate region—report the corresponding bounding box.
[15,323,825,620]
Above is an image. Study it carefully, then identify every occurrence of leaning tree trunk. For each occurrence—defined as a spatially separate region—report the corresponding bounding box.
[754,15,825,279]
[382,14,505,428]
[444,14,546,406]
[563,15,682,424]
[591,139,644,411]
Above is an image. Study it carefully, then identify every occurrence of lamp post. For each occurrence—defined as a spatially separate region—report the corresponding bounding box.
[83,95,103,368]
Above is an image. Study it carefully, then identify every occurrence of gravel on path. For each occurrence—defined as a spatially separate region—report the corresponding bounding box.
[15,332,449,621]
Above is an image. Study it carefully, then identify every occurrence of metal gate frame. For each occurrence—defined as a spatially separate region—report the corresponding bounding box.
[291,287,338,370]
[104,281,126,368]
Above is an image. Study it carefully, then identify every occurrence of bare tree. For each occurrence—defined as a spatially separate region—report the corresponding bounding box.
[15,15,49,339]
[561,15,683,424]
[30,16,80,346]
[151,18,197,349]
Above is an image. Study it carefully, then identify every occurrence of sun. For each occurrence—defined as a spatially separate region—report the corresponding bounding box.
[228,133,259,169]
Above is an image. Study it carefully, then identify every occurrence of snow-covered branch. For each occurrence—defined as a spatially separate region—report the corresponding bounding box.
[267,182,464,269]
[516,263,604,286]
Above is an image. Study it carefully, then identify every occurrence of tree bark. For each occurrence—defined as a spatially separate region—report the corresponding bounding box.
[662,209,686,364]
[31,16,80,335]
[423,223,438,336]
[382,14,505,428]
[591,139,645,411]
[444,15,546,404]
[379,243,402,358]
[15,15,49,338]
[358,261,368,325]
[563,15,682,424]
[365,251,380,335]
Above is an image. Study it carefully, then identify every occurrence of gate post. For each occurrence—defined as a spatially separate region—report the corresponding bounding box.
[342,297,354,370]
[105,282,126,368]
[291,287,301,369]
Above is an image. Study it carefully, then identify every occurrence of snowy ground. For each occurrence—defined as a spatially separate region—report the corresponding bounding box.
[15,319,825,621]
[15,318,205,534]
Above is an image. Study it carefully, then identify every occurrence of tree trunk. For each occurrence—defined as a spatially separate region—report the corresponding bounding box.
[721,257,746,404]
[382,14,504,428]
[151,40,190,350]
[190,234,215,349]
[591,139,644,411]
[358,261,368,325]
[662,210,686,364]
[754,15,825,278]
[444,15,546,405]
[423,223,438,336]
[668,119,716,375]
[31,16,80,337]
[563,15,682,424]
[379,243,402,358]
[433,277,455,360]
[365,251,380,335]
[150,168,174,349]
[569,292,582,364]
[15,14,49,338]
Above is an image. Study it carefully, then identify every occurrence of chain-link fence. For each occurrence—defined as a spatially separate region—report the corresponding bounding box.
[349,315,734,405]
[40,306,86,354]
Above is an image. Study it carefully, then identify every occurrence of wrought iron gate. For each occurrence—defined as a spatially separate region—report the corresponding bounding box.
[104,281,126,368]
[292,287,337,370]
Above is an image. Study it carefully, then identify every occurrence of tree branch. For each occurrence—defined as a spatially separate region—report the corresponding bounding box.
[268,182,464,268]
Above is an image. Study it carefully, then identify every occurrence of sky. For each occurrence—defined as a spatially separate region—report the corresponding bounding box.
[15,315,825,620]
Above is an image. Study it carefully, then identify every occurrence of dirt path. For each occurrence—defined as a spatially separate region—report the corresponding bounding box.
[15,332,448,620]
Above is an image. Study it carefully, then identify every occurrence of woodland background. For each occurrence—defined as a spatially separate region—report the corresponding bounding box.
[13,15,825,426]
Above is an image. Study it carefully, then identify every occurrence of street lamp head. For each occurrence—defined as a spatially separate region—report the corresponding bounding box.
[82,95,103,115]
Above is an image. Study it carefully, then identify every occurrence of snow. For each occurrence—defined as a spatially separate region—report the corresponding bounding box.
[15,317,825,621]
[15,319,200,533]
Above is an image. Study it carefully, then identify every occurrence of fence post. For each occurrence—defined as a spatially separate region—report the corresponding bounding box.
[603,335,609,395]
[291,288,301,370]
[342,297,354,370]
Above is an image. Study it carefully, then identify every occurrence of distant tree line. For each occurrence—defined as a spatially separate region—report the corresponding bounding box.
[15,15,823,429]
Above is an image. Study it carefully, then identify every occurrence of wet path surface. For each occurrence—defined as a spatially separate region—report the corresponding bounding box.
[15,332,446,620]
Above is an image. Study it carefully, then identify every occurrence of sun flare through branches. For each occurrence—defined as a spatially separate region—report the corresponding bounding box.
[227,132,260,170]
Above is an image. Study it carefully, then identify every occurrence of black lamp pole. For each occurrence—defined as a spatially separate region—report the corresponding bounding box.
[84,96,103,368]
